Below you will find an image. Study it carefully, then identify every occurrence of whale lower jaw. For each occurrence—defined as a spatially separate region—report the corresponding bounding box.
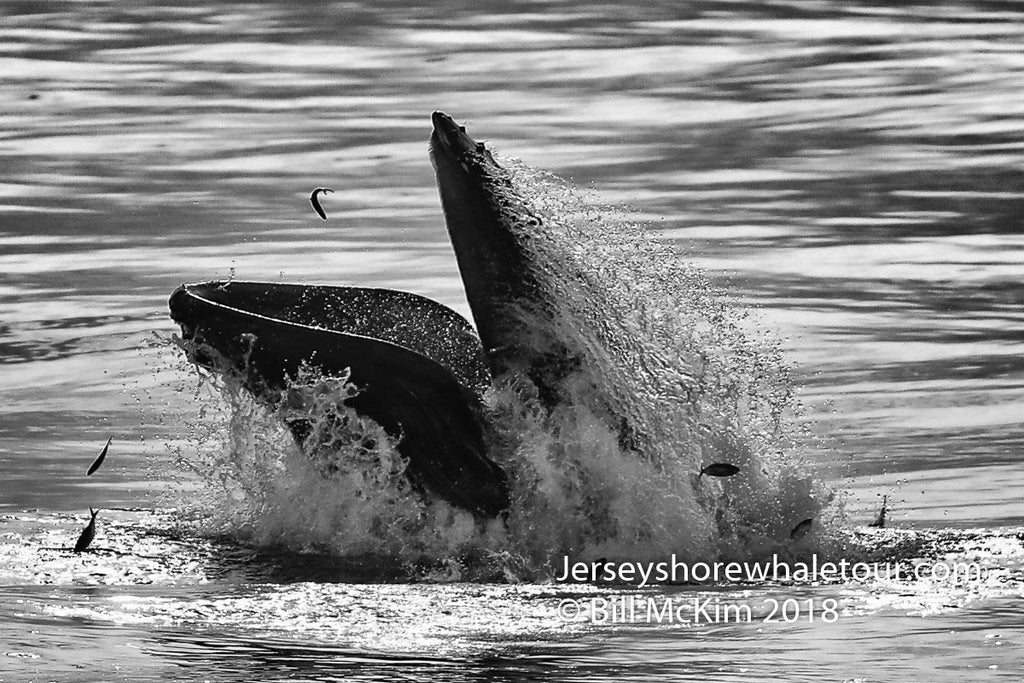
[169,280,509,518]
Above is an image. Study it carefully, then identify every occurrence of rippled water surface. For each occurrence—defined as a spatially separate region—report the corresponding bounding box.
[2,2,1024,681]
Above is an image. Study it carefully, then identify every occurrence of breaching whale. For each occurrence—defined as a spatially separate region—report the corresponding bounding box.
[169,111,585,518]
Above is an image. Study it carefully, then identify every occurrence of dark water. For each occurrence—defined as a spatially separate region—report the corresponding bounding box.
[2,2,1024,681]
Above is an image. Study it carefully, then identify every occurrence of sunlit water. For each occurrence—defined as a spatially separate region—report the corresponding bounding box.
[2,2,1024,681]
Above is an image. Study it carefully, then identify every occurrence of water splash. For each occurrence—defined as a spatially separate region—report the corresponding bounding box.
[170,159,834,579]
[485,159,832,569]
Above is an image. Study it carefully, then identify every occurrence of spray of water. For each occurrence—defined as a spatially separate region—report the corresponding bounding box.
[171,158,836,580]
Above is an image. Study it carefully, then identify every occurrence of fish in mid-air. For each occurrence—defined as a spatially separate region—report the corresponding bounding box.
[867,495,887,528]
[790,517,813,540]
[309,187,334,220]
[73,508,99,553]
[699,463,740,478]
[87,436,112,476]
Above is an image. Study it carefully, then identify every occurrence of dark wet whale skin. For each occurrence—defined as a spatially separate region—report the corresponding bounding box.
[429,111,578,403]
[429,112,543,371]
[430,112,645,452]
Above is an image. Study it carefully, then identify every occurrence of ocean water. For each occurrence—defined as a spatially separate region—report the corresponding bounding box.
[2,1,1023,681]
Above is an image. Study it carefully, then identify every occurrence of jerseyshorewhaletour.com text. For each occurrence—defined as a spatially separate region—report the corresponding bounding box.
[555,554,985,588]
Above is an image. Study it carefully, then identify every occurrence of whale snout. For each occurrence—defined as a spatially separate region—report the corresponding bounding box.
[431,110,454,132]
[431,110,477,157]
[431,110,460,138]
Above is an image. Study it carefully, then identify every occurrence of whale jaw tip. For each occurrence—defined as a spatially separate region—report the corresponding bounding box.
[430,110,484,159]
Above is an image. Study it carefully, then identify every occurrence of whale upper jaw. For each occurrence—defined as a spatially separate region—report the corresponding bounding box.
[429,111,546,379]
[430,111,482,159]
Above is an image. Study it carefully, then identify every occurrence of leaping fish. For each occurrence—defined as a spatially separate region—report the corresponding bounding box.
[87,436,112,476]
[867,495,887,528]
[699,463,740,478]
[73,508,99,553]
[309,187,334,220]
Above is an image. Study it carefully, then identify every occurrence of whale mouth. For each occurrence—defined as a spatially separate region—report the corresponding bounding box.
[169,113,543,519]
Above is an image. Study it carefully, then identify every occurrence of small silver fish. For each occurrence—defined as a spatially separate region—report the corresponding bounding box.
[87,436,112,476]
[309,187,334,220]
[867,495,887,528]
[790,517,813,540]
[73,508,99,553]
[699,463,740,478]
